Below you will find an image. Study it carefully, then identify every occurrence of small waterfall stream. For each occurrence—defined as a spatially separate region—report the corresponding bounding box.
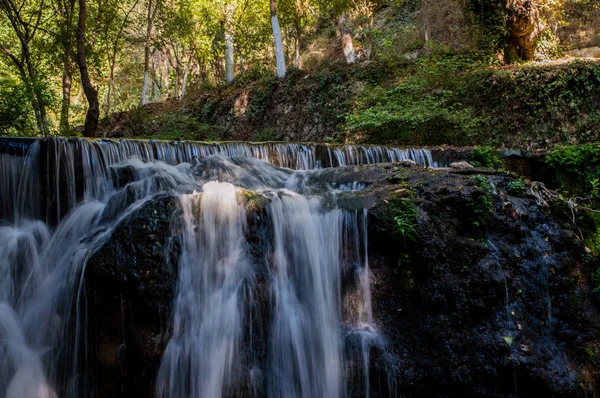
[0,137,396,397]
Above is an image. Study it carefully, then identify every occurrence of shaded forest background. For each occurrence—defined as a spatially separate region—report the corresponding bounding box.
[1,0,599,148]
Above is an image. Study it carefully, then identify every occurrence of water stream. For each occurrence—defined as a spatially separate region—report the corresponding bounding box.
[0,138,395,397]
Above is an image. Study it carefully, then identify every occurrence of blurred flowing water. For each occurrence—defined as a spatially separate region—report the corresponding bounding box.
[0,137,396,397]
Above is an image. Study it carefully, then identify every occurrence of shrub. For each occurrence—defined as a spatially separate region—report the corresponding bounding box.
[546,143,600,196]
[507,178,528,197]
[470,146,502,168]
[468,175,494,229]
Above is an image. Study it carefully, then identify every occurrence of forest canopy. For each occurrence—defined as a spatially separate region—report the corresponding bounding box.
[0,0,598,137]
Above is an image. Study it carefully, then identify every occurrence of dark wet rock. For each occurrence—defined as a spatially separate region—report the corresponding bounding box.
[85,162,600,397]
[86,194,180,397]
[365,166,600,397]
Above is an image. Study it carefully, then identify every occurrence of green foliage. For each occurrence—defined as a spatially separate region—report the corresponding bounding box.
[345,48,487,145]
[507,178,527,197]
[586,345,600,365]
[547,143,600,197]
[469,146,502,168]
[547,143,600,174]
[251,128,278,142]
[593,268,600,294]
[0,78,37,136]
[468,175,494,229]
[465,0,509,55]
[394,212,418,242]
[390,198,420,268]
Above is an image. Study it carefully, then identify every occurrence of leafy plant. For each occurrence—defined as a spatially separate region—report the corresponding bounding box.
[468,175,494,229]
[470,146,502,169]
[546,143,600,197]
[251,128,278,142]
[507,178,528,197]
[393,199,420,240]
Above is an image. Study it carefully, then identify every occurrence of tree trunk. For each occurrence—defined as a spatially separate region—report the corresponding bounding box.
[142,0,159,105]
[338,13,356,64]
[59,0,75,133]
[225,30,235,82]
[270,0,286,78]
[76,0,99,137]
[505,0,541,62]
[60,63,72,133]
[180,58,192,99]
[295,36,300,68]
[22,45,48,136]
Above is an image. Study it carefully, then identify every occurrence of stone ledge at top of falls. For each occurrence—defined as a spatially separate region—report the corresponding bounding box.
[84,161,600,398]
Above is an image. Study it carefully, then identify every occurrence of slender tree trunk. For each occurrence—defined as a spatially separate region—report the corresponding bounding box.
[225,4,235,83]
[76,0,99,137]
[142,0,159,105]
[294,20,301,68]
[225,30,235,82]
[338,13,355,64]
[59,0,75,133]
[270,0,286,78]
[180,58,192,99]
[22,45,48,135]
[423,0,430,42]
[60,64,72,133]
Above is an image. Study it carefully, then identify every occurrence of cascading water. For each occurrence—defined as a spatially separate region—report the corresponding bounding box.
[0,137,394,397]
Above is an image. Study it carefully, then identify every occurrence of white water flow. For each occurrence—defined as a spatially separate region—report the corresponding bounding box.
[156,182,253,397]
[268,192,343,398]
[0,137,392,397]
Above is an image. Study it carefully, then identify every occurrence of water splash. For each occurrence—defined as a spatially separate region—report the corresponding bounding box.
[156,183,253,398]
[0,137,392,397]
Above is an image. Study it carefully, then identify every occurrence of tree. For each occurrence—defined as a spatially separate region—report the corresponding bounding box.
[279,0,315,68]
[506,0,541,61]
[53,0,76,133]
[76,0,99,136]
[0,0,49,135]
[270,0,286,77]
[141,0,160,105]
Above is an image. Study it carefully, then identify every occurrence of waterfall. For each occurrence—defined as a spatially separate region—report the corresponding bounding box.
[0,137,393,397]
[157,183,253,398]
[1,138,435,223]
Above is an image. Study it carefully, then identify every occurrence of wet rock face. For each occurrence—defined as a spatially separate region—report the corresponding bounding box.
[86,164,600,397]
[367,167,600,396]
[86,194,180,398]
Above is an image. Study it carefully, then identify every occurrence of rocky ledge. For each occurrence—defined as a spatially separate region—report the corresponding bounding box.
[86,161,600,397]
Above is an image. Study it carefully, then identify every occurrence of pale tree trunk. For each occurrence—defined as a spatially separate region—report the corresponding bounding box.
[76,0,99,137]
[225,31,234,82]
[225,4,235,83]
[423,0,430,42]
[180,57,192,99]
[270,0,286,78]
[338,13,355,64]
[163,52,170,99]
[295,37,300,68]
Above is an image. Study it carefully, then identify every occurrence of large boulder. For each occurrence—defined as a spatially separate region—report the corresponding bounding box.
[86,194,180,397]
[366,166,600,396]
